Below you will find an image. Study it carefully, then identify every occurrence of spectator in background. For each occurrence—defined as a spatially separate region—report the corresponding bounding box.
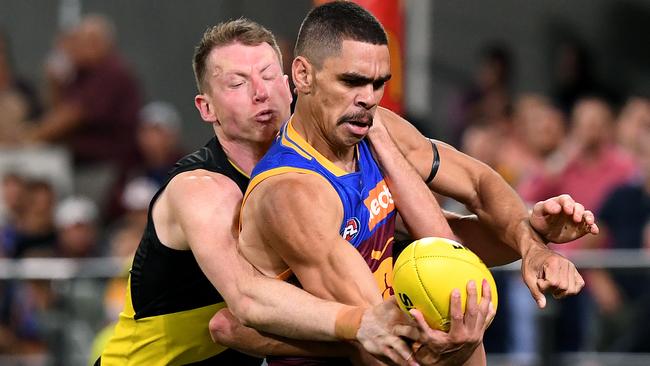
[0,30,42,145]
[450,43,513,147]
[0,177,57,356]
[53,196,100,258]
[89,177,158,364]
[134,101,185,186]
[1,177,57,259]
[498,94,566,188]
[24,14,142,212]
[105,101,184,223]
[518,96,638,352]
[0,171,26,238]
[108,176,157,259]
[520,97,637,227]
[585,114,650,352]
[616,96,650,157]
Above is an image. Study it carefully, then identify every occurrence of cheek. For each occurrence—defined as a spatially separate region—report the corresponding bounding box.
[270,80,291,104]
[215,94,249,120]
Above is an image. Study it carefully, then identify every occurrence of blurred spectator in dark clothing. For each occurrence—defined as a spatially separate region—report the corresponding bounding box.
[585,115,650,352]
[450,43,513,147]
[134,101,185,185]
[0,31,42,145]
[551,40,620,116]
[105,101,184,223]
[518,97,637,352]
[0,171,26,234]
[24,15,142,211]
[1,178,57,259]
[107,176,157,258]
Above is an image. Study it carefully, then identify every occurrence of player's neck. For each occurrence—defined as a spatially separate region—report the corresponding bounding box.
[292,107,357,173]
[216,133,270,176]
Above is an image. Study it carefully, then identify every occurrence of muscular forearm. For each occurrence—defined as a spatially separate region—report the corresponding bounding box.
[230,274,355,341]
[466,168,543,256]
[210,308,352,357]
[369,123,454,240]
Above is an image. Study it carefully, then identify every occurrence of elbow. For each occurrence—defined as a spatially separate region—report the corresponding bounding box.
[465,166,504,214]
[227,293,263,329]
[208,308,237,345]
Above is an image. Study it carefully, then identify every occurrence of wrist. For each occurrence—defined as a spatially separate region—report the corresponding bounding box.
[334,305,366,341]
[527,217,551,245]
[516,219,548,258]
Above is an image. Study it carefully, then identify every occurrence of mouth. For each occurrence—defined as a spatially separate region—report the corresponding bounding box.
[339,114,374,137]
[254,109,276,123]
[342,119,372,137]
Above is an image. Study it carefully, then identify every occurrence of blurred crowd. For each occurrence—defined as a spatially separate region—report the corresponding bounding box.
[0,15,185,363]
[448,42,650,360]
[0,11,649,365]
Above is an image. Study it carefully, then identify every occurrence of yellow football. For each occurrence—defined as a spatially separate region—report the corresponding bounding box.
[393,237,498,331]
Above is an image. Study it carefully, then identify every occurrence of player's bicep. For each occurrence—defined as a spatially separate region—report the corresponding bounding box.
[251,174,380,305]
[166,172,251,301]
[427,142,489,201]
[379,107,489,206]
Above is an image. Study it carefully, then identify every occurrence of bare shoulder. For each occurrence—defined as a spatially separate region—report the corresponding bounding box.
[155,169,243,250]
[246,172,343,232]
[166,169,243,206]
[254,172,339,212]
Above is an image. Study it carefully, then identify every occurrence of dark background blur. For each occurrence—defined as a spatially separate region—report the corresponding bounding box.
[2,0,648,146]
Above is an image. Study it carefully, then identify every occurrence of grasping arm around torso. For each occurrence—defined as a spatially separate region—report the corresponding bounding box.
[156,169,355,342]
[238,172,382,306]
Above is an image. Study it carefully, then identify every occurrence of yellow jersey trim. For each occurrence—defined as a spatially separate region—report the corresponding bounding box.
[227,159,250,179]
[239,167,324,231]
[285,119,349,177]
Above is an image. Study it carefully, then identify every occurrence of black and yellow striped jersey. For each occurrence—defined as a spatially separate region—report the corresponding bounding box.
[100,137,260,365]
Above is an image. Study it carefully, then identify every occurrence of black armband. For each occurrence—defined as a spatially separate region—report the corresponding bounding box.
[424,139,440,184]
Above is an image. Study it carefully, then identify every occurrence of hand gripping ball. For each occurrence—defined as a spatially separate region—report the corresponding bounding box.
[393,237,498,331]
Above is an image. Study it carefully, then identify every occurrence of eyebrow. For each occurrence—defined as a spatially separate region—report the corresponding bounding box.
[338,72,392,87]
[221,62,276,78]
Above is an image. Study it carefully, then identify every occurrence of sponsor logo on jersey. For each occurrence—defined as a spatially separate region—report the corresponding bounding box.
[341,217,360,241]
[364,180,395,231]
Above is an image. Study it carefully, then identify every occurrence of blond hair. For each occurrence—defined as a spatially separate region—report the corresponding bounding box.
[192,18,282,92]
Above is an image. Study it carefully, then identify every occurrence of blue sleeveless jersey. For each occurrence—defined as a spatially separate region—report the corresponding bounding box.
[244,119,395,299]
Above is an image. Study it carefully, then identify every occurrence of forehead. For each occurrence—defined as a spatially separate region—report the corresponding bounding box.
[321,39,390,75]
[208,42,280,74]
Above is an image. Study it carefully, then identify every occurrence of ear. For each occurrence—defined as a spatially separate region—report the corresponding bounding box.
[195,93,218,123]
[283,74,294,104]
[292,56,313,94]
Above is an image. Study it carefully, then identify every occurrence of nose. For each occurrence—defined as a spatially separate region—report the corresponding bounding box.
[252,75,269,103]
[355,84,378,110]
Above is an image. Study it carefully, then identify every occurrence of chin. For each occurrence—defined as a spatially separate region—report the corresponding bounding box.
[344,135,365,147]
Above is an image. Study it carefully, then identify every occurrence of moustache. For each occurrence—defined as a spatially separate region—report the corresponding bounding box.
[337,111,374,126]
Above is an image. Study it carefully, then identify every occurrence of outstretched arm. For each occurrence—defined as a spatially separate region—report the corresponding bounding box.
[443,194,600,267]
[377,107,586,308]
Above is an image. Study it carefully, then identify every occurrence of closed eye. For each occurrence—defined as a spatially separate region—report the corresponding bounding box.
[339,73,392,90]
